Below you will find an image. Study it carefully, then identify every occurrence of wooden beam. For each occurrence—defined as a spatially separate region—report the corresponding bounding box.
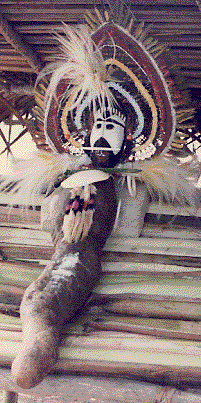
[0,65,35,73]
[0,12,43,73]
[0,94,26,125]
[0,94,35,136]
[0,127,28,156]
[0,127,12,154]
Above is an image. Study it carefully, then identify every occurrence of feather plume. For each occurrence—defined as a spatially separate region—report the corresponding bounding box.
[0,151,91,207]
[132,155,201,208]
[37,24,114,118]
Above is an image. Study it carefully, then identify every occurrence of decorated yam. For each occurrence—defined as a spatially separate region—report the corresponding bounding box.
[11,177,117,388]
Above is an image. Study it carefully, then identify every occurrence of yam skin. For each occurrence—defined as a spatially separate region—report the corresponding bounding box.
[11,177,117,389]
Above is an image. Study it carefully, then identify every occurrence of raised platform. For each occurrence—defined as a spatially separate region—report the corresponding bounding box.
[1,200,201,402]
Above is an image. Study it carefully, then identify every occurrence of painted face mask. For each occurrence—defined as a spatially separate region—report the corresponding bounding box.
[90,109,126,167]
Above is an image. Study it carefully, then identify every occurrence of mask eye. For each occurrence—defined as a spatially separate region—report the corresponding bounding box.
[96,123,102,129]
[106,123,114,130]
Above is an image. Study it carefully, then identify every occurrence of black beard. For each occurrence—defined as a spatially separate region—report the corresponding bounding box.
[89,137,124,168]
[90,150,122,168]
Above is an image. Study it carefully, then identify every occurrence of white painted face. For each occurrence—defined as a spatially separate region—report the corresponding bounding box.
[90,110,126,155]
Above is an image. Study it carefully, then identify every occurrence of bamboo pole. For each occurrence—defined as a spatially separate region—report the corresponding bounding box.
[88,316,201,341]
[1,329,201,369]
[55,358,201,389]
[2,302,201,341]
[0,284,24,309]
[93,275,201,300]
[104,299,201,320]
[1,289,201,388]
[1,260,201,302]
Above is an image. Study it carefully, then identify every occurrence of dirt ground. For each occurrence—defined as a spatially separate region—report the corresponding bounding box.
[0,391,105,403]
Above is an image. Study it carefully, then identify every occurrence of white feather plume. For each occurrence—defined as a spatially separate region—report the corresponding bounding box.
[134,155,201,208]
[0,151,91,207]
[37,24,113,117]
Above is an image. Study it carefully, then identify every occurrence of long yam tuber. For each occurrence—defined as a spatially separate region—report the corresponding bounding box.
[11,177,117,389]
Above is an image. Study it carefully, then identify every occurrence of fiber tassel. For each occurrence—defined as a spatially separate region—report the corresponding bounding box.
[62,184,96,244]
[72,188,85,242]
[81,184,96,240]
[62,209,76,243]
[127,175,137,197]
[74,212,85,242]
[62,187,78,243]
[71,187,84,242]
[81,210,94,240]
[71,210,83,241]
[113,198,122,230]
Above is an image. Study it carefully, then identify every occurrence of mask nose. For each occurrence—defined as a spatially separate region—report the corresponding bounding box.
[93,137,111,150]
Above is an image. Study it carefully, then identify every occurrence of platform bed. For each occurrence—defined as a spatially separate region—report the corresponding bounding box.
[0,201,201,402]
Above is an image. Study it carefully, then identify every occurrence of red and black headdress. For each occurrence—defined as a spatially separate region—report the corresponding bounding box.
[34,4,184,164]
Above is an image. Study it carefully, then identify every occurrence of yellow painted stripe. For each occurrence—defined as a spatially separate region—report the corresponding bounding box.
[105,58,158,151]
[60,91,82,148]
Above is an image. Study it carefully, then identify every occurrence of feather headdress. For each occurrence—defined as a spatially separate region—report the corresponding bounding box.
[37,24,113,109]
[36,24,114,152]
[34,18,178,158]
[32,1,196,160]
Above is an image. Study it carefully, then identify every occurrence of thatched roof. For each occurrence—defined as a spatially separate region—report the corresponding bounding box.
[0,1,200,84]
